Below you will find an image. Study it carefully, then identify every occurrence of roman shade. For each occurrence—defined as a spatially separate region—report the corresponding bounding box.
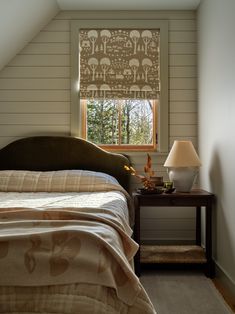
[79,29,160,100]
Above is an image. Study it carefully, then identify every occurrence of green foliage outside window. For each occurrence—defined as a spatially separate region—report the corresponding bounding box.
[86,99,154,146]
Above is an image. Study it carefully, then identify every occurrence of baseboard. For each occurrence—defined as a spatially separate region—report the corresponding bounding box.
[214,262,235,312]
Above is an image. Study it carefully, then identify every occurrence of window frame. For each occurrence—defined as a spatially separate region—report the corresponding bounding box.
[71,19,168,152]
[81,99,158,151]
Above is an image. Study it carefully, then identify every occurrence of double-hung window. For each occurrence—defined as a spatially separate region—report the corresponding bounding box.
[71,20,168,152]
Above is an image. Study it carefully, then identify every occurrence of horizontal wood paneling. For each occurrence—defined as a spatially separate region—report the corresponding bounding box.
[169,66,197,78]
[141,229,195,241]
[169,31,197,43]
[169,55,197,66]
[0,125,70,136]
[170,90,197,101]
[169,78,197,89]
[170,102,197,113]
[0,90,70,101]
[169,43,197,55]
[32,31,70,43]
[128,153,166,166]
[170,124,197,136]
[141,218,195,230]
[170,113,197,124]
[0,102,69,113]
[0,79,70,90]
[0,113,70,125]
[20,43,70,55]
[169,19,196,31]
[140,207,196,219]
[43,20,70,31]
[0,10,198,243]
[0,66,70,78]
[10,55,69,67]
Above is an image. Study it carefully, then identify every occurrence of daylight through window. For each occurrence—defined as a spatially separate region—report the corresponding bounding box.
[81,99,157,149]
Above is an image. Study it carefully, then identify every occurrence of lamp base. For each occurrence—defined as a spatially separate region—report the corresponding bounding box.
[167,167,198,192]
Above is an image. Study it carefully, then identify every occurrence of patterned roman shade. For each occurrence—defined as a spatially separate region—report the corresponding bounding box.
[79,29,160,99]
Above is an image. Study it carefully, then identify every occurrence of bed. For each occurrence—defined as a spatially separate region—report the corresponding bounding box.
[0,136,156,314]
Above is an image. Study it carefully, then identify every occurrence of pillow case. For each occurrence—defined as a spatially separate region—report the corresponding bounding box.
[0,170,122,193]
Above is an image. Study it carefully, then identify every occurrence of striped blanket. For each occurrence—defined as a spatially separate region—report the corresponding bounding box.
[0,170,156,313]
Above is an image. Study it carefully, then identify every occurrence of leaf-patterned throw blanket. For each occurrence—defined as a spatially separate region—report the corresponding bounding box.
[0,170,139,306]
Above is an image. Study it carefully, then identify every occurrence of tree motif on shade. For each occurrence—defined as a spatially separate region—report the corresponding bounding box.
[100,30,111,54]
[79,28,160,100]
[130,30,140,54]
[141,30,152,55]
[87,30,98,54]
[88,57,98,81]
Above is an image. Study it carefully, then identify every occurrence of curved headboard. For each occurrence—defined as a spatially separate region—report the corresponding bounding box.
[0,136,131,192]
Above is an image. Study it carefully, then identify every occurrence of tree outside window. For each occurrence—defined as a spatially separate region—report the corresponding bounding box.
[82,99,157,150]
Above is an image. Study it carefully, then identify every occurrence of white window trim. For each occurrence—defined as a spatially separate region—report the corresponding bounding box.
[70,19,168,152]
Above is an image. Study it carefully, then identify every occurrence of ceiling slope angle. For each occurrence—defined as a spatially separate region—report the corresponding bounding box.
[56,0,201,10]
[0,0,59,71]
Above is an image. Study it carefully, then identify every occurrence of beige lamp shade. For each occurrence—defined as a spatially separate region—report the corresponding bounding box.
[164,141,201,168]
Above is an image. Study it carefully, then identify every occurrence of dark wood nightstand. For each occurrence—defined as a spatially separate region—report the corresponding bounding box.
[133,189,215,278]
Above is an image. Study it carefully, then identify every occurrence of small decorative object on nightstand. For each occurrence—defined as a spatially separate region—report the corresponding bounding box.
[124,153,163,192]
[163,181,175,193]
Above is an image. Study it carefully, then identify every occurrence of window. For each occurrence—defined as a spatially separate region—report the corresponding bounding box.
[71,20,168,152]
[81,99,157,150]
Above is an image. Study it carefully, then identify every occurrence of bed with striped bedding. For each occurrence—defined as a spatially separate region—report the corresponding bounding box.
[0,167,156,313]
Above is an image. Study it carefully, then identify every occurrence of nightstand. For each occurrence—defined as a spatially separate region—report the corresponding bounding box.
[133,189,215,278]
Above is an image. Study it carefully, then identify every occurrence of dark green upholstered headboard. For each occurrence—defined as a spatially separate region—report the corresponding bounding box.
[0,136,131,192]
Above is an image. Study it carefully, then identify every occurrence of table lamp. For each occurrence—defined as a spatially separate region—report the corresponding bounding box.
[164,140,201,192]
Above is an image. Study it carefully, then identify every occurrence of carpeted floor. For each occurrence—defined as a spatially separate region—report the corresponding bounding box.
[140,269,233,314]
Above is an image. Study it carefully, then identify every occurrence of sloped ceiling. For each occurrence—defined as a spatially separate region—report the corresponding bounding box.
[0,0,59,71]
[0,0,201,72]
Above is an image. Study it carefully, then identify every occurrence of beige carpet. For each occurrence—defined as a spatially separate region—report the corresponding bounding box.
[140,269,233,314]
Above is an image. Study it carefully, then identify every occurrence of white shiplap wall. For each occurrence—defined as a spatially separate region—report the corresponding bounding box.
[0,10,197,243]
